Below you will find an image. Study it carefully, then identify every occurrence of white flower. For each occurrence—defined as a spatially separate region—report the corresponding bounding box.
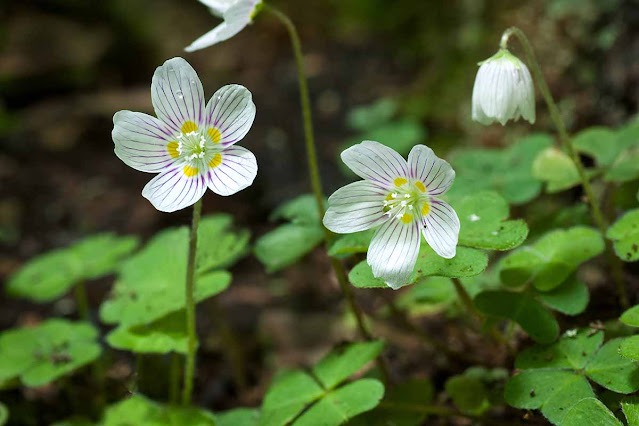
[112,57,257,213]
[472,49,535,126]
[324,141,460,289]
[185,0,262,52]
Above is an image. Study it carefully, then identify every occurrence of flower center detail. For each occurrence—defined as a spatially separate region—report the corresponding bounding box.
[383,179,430,224]
[167,121,224,176]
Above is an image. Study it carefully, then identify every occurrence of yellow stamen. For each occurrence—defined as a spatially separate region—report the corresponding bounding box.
[183,165,199,177]
[394,177,408,187]
[181,121,198,133]
[421,201,430,216]
[401,213,413,224]
[414,181,426,192]
[208,153,222,168]
[207,127,222,144]
[167,141,180,158]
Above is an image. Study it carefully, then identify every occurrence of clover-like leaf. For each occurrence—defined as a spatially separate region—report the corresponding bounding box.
[106,310,187,354]
[449,134,552,204]
[474,290,559,344]
[505,369,595,425]
[452,191,529,250]
[621,305,639,327]
[260,370,325,426]
[349,245,487,288]
[605,117,639,183]
[197,214,251,272]
[532,147,582,193]
[620,336,639,361]
[270,194,322,225]
[328,230,374,258]
[312,340,384,389]
[563,397,623,426]
[623,396,639,426]
[99,228,231,327]
[0,319,101,387]
[216,408,259,426]
[534,276,589,316]
[515,329,603,370]
[499,226,604,291]
[573,127,620,166]
[445,375,489,415]
[606,209,639,262]
[293,379,384,426]
[585,338,639,394]
[7,233,139,303]
[102,395,216,426]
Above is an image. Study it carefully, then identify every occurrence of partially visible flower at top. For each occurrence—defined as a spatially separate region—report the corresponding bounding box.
[472,48,535,126]
[185,0,263,52]
[323,141,460,290]
[112,57,257,213]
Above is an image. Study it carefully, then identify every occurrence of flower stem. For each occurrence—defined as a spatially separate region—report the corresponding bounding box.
[74,281,89,321]
[500,27,628,309]
[182,198,203,405]
[263,3,391,382]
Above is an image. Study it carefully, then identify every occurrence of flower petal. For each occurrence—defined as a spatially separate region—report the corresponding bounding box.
[184,0,255,51]
[151,57,206,133]
[407,145,455,196]
[112,111,176,173]
[341,140,409,187]
[199,0,234,16]
[323,181,389,233]
[422,198,460,259]
[206,145,257,196]
[204,85,256,147]
[367,218,421,289]
[142,167,208,213]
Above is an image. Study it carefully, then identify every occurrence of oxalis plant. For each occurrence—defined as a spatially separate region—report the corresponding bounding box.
[2,1,638,425]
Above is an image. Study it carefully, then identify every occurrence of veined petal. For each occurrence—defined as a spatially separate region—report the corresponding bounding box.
[367,218,421,290]
[204,85,256,147]
[341,140,409,187]
[112,111,176,173]
[184,0,256,51]
[407,145,455,196]
[142,167,208,213]
[422,198,460,259]
[151,57,206,133]
[206,145,257,196]
[323,181,389,233]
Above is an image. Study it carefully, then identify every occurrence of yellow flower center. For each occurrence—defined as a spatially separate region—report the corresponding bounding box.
[383,178,431,224]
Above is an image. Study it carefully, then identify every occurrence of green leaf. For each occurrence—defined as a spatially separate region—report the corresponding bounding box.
[100,228,231,327]
[312,341,384,389]
[474,291,559,344]
[499,227,604,291]
[573,127,620,166]
[504,369,595,425]
[216,408,259,426]
[293,379,384,426]
[0,402,7,426]
[197,214,251,272]
[106,310,188,354]
[349,245,487,288]
[563,397,623,426]
[328,230,374,257]
[452,191,529,251]
[445,375,488,415]
[270,194,322,225]
[620,336,639,361]
[535,277,589,315]
[449,134,552,204]
[51,418,94,426]
[254,224,324,273]
[605,151,639,183]
[0,319,101,387]
[102,395,216,426]
[606,209,639,262]
[348,379,433,426]
[515,329,603,370]
[260,370,324,426]
[347,99,397,131]
[621,305,639,327]
[622,396,639,426]
[532,147,581,193]
[7,233,138,303]
[585,338,639,394]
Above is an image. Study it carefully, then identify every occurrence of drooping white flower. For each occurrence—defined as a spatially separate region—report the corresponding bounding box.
[472,49,535,126]
[112,57,257,213]
[185,0,262,52]
[324,141,460,289]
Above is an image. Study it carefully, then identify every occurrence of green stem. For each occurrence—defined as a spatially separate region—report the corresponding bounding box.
[263,3,391,383]
[182,198,203,405]
[74,281,89,321]
[500,27,628,309]
[170,352,181,404]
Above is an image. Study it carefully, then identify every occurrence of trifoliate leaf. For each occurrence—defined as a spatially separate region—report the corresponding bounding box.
[532,147,582,193]
[348,379,433,426]
[535,276,589,316]
[347,99,397,131]
[328,230,374,257]
[585,338,639,393]
[102,395,216,426]
[0,319,101,387]
[499,226,604,291]
[312,340,384,389]
[349,245,488,288]
[621,305,639,327]
[216,408,259,426]
[504,370,595,425]
[452,191,529,250]
[474,291,559,344]
[573,127,619,166]
[99,228,231,327]
[260,370,324,426]
[515,329,603,370]
[449,134,552,204]
[445,375,489,415]
[622,396,639,426]
[254,224,324,273]
[270,194,322,225]
[293,379,384,426]
[563,397,623,426]
[197,214,251,272]
[606,209,639,262]
[620,336,639,361]
[7,233,138,303]
[106,310,187,354]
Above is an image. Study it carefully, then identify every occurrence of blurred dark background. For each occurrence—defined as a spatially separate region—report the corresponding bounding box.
[1,0,638,419]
